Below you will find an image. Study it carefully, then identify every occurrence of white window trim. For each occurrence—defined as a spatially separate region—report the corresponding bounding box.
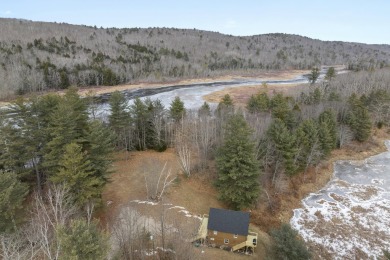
[234,234,238,238]
[224,238,229,244]
[210,237,214,241]
[213,230,218,235]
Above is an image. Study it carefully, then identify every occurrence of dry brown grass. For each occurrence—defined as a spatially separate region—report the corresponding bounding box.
[98,128,390,258]
[0,69,309,108]
[252,127,390,231]
[76,69,309,98]
[203,83,302,107]
[98,147,274,259]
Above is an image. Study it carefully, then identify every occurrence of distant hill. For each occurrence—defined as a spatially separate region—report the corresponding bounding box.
[0,18,389,98]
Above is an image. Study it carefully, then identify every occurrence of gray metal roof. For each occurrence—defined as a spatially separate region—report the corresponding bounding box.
[207,208,249,236]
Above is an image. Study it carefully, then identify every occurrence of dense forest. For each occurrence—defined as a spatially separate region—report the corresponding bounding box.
[0,18,390,98]
[1,65,390,258]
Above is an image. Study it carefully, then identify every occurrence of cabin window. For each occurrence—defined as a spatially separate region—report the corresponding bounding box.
[234,234,238,238]
[224,239,229,244]
[213,231,218,235]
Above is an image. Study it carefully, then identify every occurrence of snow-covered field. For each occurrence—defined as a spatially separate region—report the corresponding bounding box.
[291,141,390,258]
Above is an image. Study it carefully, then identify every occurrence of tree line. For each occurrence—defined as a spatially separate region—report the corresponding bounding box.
[0,88,115,258]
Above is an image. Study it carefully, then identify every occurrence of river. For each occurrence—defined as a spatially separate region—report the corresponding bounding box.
[291,141,390,259]
[95,68,331,118]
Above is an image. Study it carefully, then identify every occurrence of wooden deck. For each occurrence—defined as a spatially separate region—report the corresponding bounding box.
[190,214,209,242]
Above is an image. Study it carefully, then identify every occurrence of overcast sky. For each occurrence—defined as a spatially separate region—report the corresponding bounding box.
[1,0,389,44]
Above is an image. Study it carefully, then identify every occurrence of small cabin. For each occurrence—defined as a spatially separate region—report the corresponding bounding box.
[207,207,249,247]
[193,208,258,253]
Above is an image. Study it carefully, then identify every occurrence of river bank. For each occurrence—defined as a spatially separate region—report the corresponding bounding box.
[0,69,309,108]
[76,69,310,97]
[290,127,390,258]
[284,127,390,221]
[252,127,390,232]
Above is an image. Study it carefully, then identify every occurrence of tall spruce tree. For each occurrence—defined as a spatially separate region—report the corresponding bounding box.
[270,93,291,125]
[347,94,371,142]
[268,118,298,176]
[0,171,29,233]
[43,89,89,174]
[108,91,131,149]
[169,96,186,122]
[198,101,211,117]
[58,219,108,260]
[146,99,167,151]
[85,120,114,184]
[247,92,270,114]
[325,67,336,81]
[318,109,337,156]
[295,119,322,175]
[271,224,311,260]
[131,98,148,150]
[51,142,104,207]
[217,94,234,115]
[216,113,260,210]
[307,67,320,84]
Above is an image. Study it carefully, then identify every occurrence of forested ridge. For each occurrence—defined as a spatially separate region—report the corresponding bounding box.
[1,18,390,98]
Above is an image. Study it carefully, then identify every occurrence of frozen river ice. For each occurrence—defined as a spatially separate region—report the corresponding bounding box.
[96,70,318,119]
[291,141,390,258]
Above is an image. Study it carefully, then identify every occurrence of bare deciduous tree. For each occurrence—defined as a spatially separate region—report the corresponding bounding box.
[143,160,176,201]
[30,184,78,260]
[175,119,193,176]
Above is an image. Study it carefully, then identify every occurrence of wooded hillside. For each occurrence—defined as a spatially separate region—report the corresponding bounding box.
[1,18,390,98]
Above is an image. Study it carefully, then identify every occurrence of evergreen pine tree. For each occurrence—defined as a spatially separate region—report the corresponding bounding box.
[246,95,259,114]
[318,109,337,148]
[85,120,114,185]
[0,171,29,233]
[347,95,371,142]
[51,142,104,207]
[295,119,322,174]
[58,219,108,260]
[198,101,211,117]
[247,92,270,114]
[271,224,311,260]
[268,118,298,175]
[216,113,260,210]
[307,67,320,84]
[318,109,338,156]
[131,98,148,150]
[147,99,167,151]
[169,96,186,121]
[108,91,131,149]
[318,121,333,156]
[325,67,336,81]
[270,93,290,124]
[217,94,234,114]
[0,123,29,176]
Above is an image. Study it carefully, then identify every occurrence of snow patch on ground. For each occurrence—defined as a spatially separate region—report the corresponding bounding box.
[291,141,390,258]
[130,200,201,220]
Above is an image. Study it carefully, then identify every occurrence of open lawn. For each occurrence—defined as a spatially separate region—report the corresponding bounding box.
[98,148,272,259]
